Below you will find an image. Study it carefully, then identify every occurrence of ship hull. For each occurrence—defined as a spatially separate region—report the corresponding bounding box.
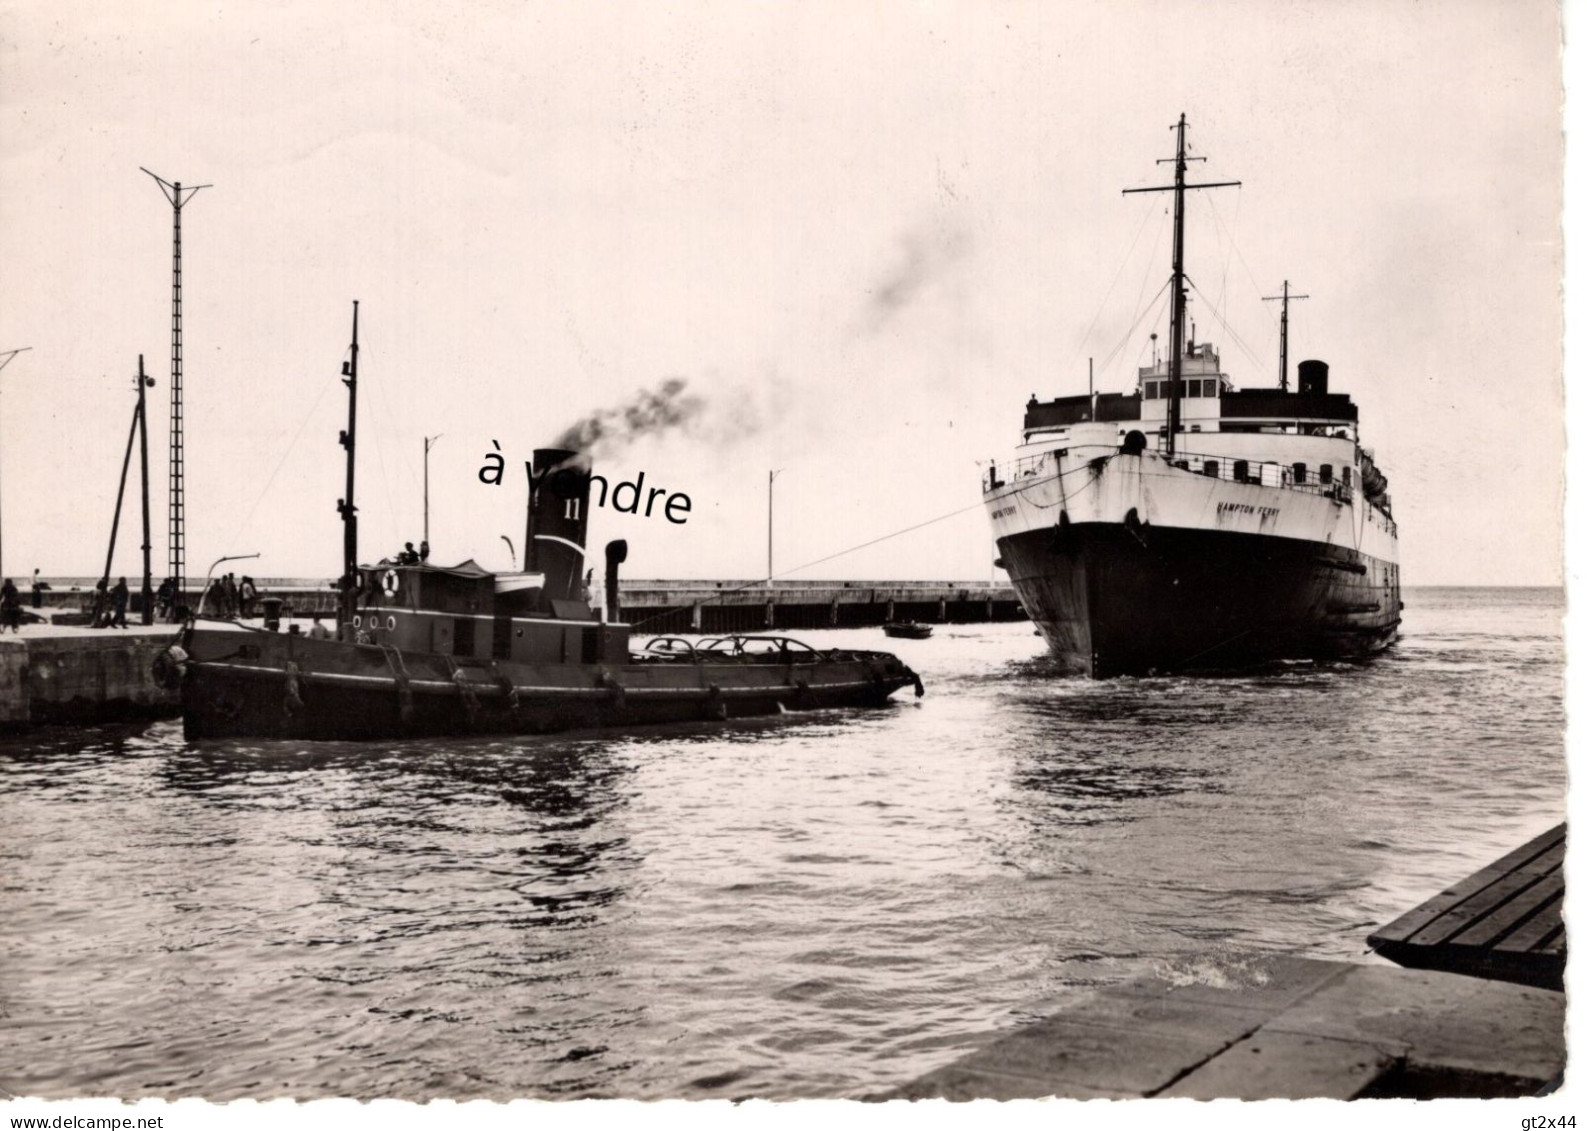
[171,628,921,741]
[997,521,1399,677]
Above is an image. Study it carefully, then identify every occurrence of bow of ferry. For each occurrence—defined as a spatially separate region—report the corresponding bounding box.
[985,355,1401,677]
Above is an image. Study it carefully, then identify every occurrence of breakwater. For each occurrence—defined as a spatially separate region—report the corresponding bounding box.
[28,577,1026,632]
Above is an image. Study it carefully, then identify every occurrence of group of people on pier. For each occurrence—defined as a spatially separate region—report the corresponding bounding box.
[204,573,258,618]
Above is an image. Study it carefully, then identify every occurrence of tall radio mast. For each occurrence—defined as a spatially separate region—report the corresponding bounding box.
[141,168,209,605]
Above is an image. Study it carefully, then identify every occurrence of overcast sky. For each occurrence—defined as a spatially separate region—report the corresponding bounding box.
[0,0,1564,586]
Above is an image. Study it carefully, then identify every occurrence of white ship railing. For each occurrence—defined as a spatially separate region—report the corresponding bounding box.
[984,449,1367,507]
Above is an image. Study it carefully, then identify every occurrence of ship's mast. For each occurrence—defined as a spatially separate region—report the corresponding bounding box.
[337,302,360,639]
[1263,280,1309,392]
[1123,114,1238,460]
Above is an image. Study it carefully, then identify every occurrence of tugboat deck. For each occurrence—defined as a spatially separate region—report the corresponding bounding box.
[1367,824,1565,991]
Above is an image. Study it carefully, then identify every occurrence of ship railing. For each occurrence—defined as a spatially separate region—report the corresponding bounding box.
[1166,450,1356,503]
[983,451,1057,491]
[984,447,1358,504]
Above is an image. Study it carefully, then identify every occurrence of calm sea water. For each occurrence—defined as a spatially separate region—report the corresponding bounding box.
[0,587,1564,1100]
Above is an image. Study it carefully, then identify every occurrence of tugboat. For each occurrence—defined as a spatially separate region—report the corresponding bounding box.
[159,304,923,740]
[983,115,1401,677]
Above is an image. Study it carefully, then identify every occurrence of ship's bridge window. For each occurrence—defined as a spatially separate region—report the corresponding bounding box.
[1319,464,1334,485]
[1233,460,1249,483]
[1292,462,1308,485]
[1202,379,1218,397]
[1143,381,1159,400]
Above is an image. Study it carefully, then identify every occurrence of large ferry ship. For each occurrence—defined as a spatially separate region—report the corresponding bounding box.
[983,115,1401,676]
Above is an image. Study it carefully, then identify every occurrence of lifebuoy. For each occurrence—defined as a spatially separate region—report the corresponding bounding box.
[382,569,400,598]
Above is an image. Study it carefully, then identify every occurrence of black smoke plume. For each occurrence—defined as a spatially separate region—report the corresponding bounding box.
[553,377,708,465]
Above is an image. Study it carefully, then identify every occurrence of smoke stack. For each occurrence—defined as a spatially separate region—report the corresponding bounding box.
[604,539,628,623]
[525,447,591,604]
[1297,359,1329,396]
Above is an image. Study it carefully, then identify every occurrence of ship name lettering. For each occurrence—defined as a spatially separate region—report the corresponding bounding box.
[991,506,1016,520]
[1217,502,1280,519]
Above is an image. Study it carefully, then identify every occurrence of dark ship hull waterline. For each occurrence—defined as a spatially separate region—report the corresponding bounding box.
[163,342,923,741]
[175,626,920,741]
[996,513,1397,678]
[984,115,1401,677]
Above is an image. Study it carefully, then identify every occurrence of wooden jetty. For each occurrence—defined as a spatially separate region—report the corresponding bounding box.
[1368,824,1565,991]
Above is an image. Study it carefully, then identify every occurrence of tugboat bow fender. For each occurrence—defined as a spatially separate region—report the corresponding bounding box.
[283,661,305,717]
[152,644,189,690]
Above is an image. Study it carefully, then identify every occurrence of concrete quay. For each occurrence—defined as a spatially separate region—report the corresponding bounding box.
[0,624,180,727]
[892,954,1563,1101]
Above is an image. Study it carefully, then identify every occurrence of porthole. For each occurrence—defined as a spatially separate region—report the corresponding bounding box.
[353,615,362,628]
[387,615,397,630]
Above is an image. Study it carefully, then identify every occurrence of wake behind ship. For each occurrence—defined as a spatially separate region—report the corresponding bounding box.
[984,115,1401,677]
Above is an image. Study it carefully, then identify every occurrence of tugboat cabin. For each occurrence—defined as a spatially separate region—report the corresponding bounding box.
[353,559,630,666]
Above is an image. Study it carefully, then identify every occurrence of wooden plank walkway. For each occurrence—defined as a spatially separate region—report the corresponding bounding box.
[1368,824,1565,991]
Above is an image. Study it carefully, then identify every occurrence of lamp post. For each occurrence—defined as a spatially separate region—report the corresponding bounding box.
[767,469,784,587]
[197,552,260,617]
[0,346,33,580]
[424,433,442,546]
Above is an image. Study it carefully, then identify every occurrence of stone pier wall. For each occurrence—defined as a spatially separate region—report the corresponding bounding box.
[0,631,180,727]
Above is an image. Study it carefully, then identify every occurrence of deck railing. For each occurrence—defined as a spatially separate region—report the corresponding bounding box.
[985,448,1356,505]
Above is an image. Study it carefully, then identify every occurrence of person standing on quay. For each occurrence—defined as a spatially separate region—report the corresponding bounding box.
[30,569,44,609]
[0,578,22,633]
[155,577,174,620]
[110,577,129,629]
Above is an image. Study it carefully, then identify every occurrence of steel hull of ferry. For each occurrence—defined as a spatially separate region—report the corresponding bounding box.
[987,449,1401,677]
[998,523,1398,677]
[174,626,921,741]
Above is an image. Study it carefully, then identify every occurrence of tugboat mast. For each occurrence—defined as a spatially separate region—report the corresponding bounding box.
[1123,114,1238,459]
[337,301,360,639]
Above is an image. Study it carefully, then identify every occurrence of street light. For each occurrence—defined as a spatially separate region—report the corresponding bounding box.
[0,346,34,580]
[424,433,443,546]
[767,469,784,587]
[196,552,260,617]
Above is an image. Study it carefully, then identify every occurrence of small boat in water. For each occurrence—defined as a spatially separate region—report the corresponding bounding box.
[883,622,933,640]
[157,305,923,740]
